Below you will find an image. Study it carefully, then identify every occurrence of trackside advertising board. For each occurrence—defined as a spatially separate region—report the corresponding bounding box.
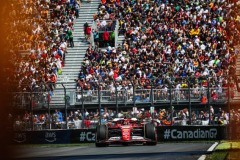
[12,126,227,144]
[70,129,95,143]
[157,126,227,141]
[13,130,71,144]
[12,129,96,144]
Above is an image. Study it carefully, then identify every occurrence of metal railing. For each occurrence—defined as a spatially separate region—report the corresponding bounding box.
[90,20,119,48]
[11,78,236,131]
[12,87,229,109]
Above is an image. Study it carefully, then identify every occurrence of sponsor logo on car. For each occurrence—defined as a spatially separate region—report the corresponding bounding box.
[109,137,121,141]
[132,136,144,140]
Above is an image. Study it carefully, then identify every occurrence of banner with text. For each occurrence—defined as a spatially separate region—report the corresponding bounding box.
[12,126,227,144]
[13,130,71,144]
[70,129,95,143]
[157,126,227,141]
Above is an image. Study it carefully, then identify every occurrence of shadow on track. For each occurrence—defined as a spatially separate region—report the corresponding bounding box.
[14,151,211,160]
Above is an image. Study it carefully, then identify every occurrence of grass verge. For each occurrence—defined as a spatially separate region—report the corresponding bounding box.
[205,141,240,160]
[12,143,93,148]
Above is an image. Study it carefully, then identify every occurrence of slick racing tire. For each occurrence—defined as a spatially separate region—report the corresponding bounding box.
[145,123,157,145]
[95,125,108,147]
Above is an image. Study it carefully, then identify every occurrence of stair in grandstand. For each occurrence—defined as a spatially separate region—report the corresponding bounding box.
[231,48,240,103]
[117,35,125,47]
[49,0,100,108]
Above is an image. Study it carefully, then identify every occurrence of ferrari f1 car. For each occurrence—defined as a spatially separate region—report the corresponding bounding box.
[95,118,157,147]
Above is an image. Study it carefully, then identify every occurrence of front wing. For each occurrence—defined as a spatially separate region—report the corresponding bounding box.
[99,136,155,144]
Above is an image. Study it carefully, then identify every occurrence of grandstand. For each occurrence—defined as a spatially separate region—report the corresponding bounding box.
[8,0,240,131]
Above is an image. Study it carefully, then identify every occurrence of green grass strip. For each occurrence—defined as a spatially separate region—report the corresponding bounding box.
[13,143,93,148]
[206,141,240,160]
[215,141,240,150]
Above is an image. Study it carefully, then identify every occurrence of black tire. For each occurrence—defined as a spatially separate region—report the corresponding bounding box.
[95,125,107,147]
[96,125,107,140]
[122,142,129,146]
[145,123,157,145]
[95,142,108,147]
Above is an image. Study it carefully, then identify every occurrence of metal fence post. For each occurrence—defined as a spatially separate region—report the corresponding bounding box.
[47,91,51,129]
[150,81,153,107]
[170,84,173,125]
[188,80,191,125]
[131,80,136,107]
[98,85,101,125]
[30,91,34,130]
[228,79,230,125]
[207,79,211,125]
[113,80,118,115]
[81,87,85,128]
[61,83,68,129]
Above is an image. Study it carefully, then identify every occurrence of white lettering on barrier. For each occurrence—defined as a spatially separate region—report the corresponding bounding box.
[45,132,57,142]
[14,133,27,143]
[165,128,217,139]
[80,131,95,142]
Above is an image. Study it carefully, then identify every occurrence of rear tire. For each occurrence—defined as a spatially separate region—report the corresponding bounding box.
[122,142,129,146]
[145,123,157,145]
[95,125,107,147]
[95,142,108,147]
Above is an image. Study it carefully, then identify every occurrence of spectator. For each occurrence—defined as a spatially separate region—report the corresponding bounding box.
[211,90,218,102]
[55,109,63,122]
[66,27,74,47]
[200,94,208,104]
[93,29,99,47]
[84,21,89,39]
[85,25,92,42]
[84,116,91,128]
[74,0,81,19]
[73,116,82,129]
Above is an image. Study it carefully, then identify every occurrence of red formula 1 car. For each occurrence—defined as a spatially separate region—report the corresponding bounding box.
[95,118,157,147]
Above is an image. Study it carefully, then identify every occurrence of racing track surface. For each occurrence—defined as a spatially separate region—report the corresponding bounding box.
[13,142,214,160]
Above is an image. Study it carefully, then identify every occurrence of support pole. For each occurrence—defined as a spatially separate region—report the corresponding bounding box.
[188,80,191,125]
[61,83,68,129]
[98,85,101,125]
[113,80,118,115]
[207,79,211,125]
[47,91,51,129]
[30,91,34,130]
[132,80,136,107]
[81,87,85,128]
[151,81,153,107]
[228,79,231,125]
[170,84,173,125]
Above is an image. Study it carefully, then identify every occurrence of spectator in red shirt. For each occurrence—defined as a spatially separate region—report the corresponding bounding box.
[200,94,208,104]
[84,116,91,128]
[211,90,218,102]
[85,26,92,41]
[103,30,110,46]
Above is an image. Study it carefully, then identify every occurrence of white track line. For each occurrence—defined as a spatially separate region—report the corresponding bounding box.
[198,142,219,160]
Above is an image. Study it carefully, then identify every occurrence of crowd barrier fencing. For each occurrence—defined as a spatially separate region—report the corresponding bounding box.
[12,126,228,144]
[12,87,229,110]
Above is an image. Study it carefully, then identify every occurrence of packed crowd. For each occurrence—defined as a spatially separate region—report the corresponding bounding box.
[7,0,82,95]
[11,105,239,130]
[77,0,240,102]
[6,0,240,130]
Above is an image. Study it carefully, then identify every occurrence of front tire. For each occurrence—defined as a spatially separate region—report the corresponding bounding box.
[95,142,108,147]
[95,125,108,147]
[145,123,157,145]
